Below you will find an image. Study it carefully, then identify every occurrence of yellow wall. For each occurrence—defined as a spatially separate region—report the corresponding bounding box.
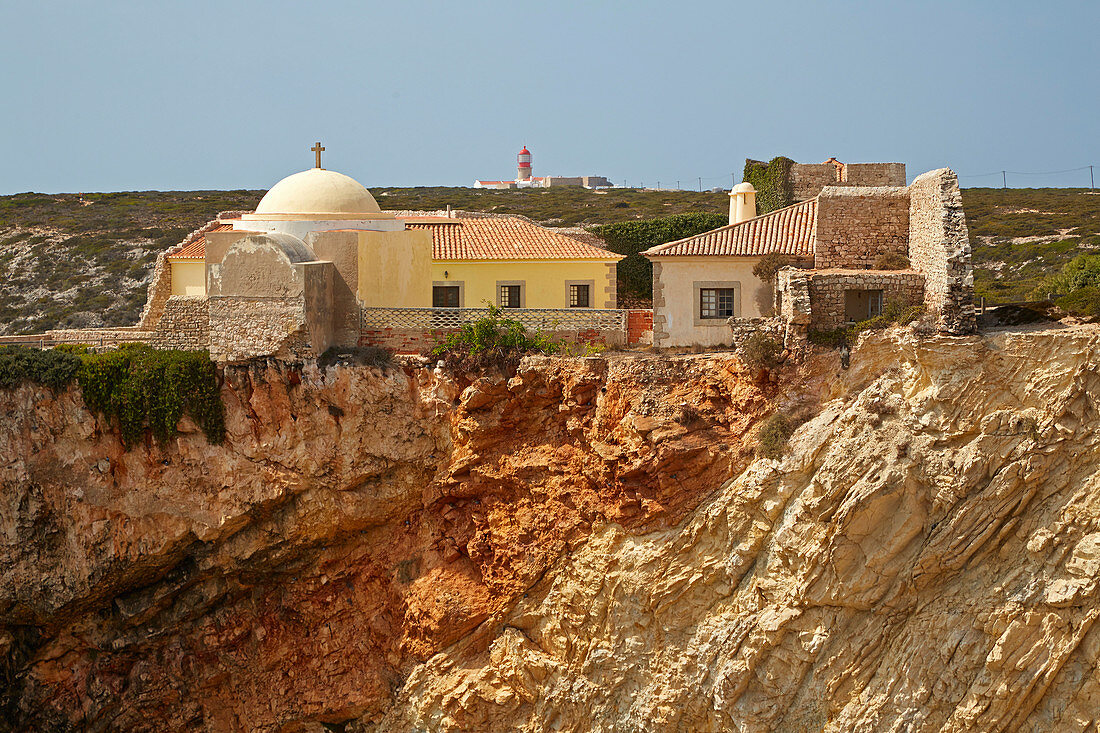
[356,230,433,306]
[169,261,207,296]
[431,260,617,309]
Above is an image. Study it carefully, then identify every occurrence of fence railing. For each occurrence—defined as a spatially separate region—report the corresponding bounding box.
[359,307,628,333]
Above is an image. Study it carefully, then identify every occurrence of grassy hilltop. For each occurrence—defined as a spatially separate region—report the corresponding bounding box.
[0,186,1098,335]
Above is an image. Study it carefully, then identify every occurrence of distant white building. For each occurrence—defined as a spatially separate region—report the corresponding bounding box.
[475,146,612,190]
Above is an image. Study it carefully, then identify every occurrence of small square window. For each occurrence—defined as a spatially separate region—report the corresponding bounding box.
[700,288,737,319]
[499,284,522,308]
[569,284,590,308]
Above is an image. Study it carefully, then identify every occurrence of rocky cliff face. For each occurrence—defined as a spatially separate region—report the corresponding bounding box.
[0,352,770,731]
[4,326,1100,732]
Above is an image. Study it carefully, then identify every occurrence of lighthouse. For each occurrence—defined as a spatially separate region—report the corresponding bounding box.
[517,146,532,182]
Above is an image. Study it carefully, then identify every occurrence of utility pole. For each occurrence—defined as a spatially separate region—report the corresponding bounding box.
[731,172,736,188]
[657,180,660,190]
[698,176,702,192]
[1091,165,1095,191]
[676,180,680,190]
[1002,171,1007,189]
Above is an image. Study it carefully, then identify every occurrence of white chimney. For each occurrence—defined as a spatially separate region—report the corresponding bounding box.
[728,182,757,225]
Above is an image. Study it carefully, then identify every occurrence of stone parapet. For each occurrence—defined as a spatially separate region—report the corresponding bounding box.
[358,306,629,353]
[790,161,906,201]
[727,317,785,349]
[45,327,153,346]
[208,297,308,362]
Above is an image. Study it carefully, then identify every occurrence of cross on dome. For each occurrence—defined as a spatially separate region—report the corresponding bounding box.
[311,142,325,169]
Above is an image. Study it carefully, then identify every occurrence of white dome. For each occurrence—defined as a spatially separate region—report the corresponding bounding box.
[255,168,381,216]
[732,182,756,194]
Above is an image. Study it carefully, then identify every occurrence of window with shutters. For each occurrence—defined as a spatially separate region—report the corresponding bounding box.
[569,284,590,307]
[499,284,522,308]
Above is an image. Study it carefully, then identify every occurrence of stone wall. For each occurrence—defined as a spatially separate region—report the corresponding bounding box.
[139,218,224,330]
[137,250,173,330]
[908,168,976,334]
[208,297,307,362]
[790,161,907,201]
[727,317,785,349]
[814,187,910,269]
[39,327,153,348]
[149,296,209,351]
[805,271,925,331]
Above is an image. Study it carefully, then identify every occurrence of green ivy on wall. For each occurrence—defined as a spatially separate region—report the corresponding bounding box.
[742,157,795,214]
[0,343,225,449]
[588,212,728,300]
[78,344,225,448]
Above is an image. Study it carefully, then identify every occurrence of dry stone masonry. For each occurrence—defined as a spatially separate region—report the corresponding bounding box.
[149,296,210,351]
[908,169,976,334]
[790,160,907,201]
[813,187,910,269]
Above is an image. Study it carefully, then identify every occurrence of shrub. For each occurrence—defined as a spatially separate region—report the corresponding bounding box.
[319,345,394,371]
[874,252,910,270]
[0,346,81,391]
[740,332,784,371]
[588,213,728,300]
[431,305,560,372]
[1055,286,1100,318]
[752,253,795,284]
[77,344,225,448]
[1031,253,1100,299]
[757,413,793,459]
[809,302,925,347]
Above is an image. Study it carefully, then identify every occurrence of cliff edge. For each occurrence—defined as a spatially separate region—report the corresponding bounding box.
[4,325,1100,731]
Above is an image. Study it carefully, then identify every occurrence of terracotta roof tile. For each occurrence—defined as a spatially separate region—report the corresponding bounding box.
[167,223,233,260]
[406,217,622,260]
[643,198,817,258]
[163,219,617,263]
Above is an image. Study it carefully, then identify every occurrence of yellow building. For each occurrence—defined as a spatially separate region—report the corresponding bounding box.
[406,215,620,310]
[160,170,621,312]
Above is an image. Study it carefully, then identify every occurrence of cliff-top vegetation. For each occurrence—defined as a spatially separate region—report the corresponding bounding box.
[1,186,1097,335]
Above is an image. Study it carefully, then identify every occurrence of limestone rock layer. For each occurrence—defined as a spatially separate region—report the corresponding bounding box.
[4,326,1100,731]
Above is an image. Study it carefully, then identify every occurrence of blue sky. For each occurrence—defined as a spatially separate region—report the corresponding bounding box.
[1,0,1097,194]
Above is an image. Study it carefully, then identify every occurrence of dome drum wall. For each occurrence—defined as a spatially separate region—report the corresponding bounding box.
[207,233,318,298]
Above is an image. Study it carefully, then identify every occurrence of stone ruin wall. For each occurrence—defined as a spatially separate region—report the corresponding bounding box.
[207,297,308,362]
[136,250,174,331]
[805,271,925,331]
[813,188,910,269]
[137,218,225,330]
[790,162,906,201]
[908,168,976,334]
[149,296,210,351]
